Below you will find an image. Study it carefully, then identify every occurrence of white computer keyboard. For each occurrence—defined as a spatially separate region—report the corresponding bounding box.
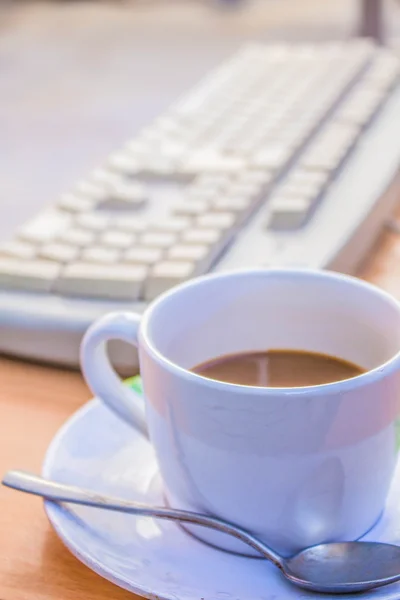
[1,40,400,370]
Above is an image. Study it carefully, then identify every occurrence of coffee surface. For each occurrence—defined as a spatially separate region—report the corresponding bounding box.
[192,349,364,387]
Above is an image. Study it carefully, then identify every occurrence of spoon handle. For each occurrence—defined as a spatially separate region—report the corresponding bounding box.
[2,469,283,568]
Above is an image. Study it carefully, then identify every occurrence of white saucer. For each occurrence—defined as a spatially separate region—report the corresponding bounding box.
[43,398,400,600]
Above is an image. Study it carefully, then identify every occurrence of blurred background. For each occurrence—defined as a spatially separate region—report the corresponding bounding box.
[2,0,400,239]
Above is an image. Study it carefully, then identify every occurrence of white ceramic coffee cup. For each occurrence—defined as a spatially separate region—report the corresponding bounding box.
[80,269,400,556]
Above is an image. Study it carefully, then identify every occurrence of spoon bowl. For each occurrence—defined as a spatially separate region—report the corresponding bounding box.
[3,470,400,595]
[284,541,400,593]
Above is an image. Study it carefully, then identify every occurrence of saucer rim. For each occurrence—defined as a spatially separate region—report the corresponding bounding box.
[42,398,162,600]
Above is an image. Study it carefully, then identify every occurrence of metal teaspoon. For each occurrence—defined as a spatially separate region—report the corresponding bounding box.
[3,469,400,594]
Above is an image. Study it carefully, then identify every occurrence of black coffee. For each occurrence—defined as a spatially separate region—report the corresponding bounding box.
[192,349,365,387]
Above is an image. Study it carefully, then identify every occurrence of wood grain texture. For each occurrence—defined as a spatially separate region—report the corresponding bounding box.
[0,359,137,600]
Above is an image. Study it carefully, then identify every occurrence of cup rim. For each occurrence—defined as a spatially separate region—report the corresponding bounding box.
[139,268,400,396]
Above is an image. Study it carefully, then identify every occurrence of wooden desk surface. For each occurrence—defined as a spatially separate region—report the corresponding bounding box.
[0,224,400,599]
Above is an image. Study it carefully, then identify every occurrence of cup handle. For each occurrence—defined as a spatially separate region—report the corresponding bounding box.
[80,312,148,438]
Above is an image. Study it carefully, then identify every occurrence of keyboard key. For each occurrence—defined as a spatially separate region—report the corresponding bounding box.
[39,243,80,263]
[194,173,232,191]
[300,148,345,171]
[90,172,148,208]
[267,196,311,230]
[173,200,209,217]
[76,213,110,232]
[144,261,195,300]
[108,181,148,207]
[152,217,191,233]
[252,146,292,170]
[277,181,322,202]
[81,247,120,264]
[139,126,165,145]
[123,247,164,265]
[226,180,263,199]
[141,232,177,249]
[90,168,121,187]
[367,51,400,84]
[212,196,252,213]
[18,209,72,244]
[182,151,247,174]
[157,140,187,161]
[196,212,237,230]
[58,193,96,213]
[107,151,142,176]
[182,228,221,245]
[319,123,359,149]
[75,180,107,202]
[101,231,135,249]
[238,170,274,187]
[0,240,36,260]
[167,244,212,272]
[153,116,182,134]
[140,156,176,177]
[230,137,260,156]
[113,216,147,233]
[0,258,60,292]
[124,140,150,155]
[56,263,147,300]
[287,168,328,187]
[58,227,96,247]
[187,186,220,203]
